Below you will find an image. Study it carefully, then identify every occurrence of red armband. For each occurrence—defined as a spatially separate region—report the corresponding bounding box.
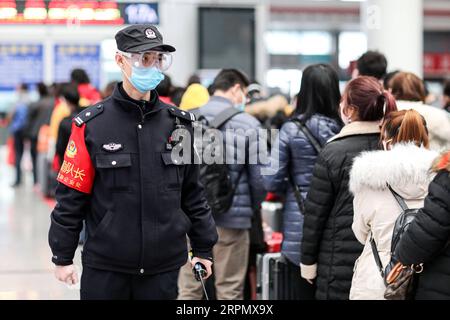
[57,123,95,194]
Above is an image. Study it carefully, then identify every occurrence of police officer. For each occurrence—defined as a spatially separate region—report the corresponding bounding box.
[49,24,218,300]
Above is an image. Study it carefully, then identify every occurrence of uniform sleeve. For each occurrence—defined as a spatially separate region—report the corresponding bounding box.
[49,184,90,265]
[49,122,94,265]
[301,152,335,266]
[181,127,218,260]
[396,171,450,265]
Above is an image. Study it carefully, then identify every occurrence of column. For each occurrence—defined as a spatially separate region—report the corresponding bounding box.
[361,0,423,77]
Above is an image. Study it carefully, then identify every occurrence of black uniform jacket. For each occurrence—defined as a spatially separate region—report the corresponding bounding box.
[49,83,218,275]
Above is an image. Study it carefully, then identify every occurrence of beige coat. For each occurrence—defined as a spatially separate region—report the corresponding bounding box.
[348,144,438,300]
[396,100,450,151]
[245,95,292,118]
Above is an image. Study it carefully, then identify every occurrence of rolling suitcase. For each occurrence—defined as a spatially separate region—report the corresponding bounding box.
[256,252,292,300]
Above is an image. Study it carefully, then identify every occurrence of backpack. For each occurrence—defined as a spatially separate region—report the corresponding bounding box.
[288,119,323,213]
[9,103,28,134]
[370,185,422,282]
[192,107,244,215]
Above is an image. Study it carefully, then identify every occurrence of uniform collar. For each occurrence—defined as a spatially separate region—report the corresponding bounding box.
[112,82,165,115]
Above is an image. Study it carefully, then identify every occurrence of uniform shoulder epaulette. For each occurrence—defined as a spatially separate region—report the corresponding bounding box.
[167,106,196,122]
[73,103,104,127]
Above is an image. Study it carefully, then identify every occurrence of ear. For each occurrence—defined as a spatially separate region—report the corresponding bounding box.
[231,83,241,95]
[342,103,351,117]
[115,53,124,68]
[343,104,356,118]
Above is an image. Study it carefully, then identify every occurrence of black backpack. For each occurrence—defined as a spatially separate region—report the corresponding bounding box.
[370,185,421,282]
[192,107,244,215]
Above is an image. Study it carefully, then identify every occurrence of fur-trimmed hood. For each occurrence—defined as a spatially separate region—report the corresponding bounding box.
[349,143,438,199]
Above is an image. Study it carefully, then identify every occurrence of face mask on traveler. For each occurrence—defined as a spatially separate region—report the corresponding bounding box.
[234,90,247,112]
[122,59,164,93]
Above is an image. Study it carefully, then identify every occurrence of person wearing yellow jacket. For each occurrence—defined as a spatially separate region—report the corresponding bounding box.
[179,83,209,111]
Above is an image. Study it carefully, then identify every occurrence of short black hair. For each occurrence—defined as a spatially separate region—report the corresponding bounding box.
[62,84,80,107]
[357,51,388,80]
[170,87,186,107]
[155,74,172,97]
[293,64,342,124]
[187,74,201,86]
[36,82,48,97]
[210,69,250,93]
[70,68,90,84]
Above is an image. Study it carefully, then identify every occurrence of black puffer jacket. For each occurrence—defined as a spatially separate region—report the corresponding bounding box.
[396,165,450,300]
[300,121,381,300]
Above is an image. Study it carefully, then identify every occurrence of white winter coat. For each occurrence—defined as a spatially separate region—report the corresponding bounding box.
[348,144,438,300]
[396,100,450,151]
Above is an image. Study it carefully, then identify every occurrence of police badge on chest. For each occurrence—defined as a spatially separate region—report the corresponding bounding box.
[102,143,124,152]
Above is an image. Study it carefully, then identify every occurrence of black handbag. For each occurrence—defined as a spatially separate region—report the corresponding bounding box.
[384,262,423,300]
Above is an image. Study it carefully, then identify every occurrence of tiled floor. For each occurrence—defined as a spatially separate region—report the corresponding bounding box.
[0,147,80,300]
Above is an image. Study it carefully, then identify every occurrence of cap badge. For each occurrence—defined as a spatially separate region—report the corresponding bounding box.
[145,29,157,39]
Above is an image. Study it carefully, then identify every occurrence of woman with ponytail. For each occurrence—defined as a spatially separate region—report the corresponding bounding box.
[300,76,397,300]
[348,109,438,299]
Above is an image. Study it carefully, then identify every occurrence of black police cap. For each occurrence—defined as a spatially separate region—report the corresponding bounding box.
[115,24,175,53]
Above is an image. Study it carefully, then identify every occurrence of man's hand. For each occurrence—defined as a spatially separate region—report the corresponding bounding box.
[54,264,79,285]
[191,257,213,280]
